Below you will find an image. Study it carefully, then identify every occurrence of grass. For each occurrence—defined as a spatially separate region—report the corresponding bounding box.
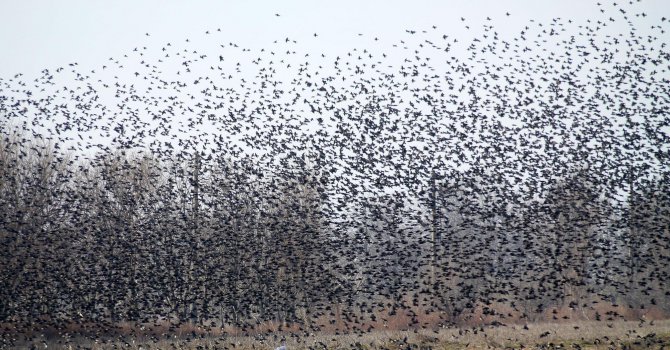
[6,319,669,349]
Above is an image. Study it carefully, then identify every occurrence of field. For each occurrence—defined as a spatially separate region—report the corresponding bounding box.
[10,319,669,349]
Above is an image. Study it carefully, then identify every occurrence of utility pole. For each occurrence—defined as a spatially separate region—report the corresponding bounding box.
[190,151,201,323]
[431,167,440,291]
[193,152,201,232]
[628,164,637,287]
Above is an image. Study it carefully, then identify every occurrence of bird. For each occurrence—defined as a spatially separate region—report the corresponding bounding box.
[0,1,668,348]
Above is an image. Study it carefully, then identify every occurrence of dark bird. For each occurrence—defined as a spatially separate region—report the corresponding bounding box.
[0,1,667,348]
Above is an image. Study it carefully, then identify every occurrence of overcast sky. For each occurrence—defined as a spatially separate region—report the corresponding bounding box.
[2,0,667,78]
[0,0,667,204]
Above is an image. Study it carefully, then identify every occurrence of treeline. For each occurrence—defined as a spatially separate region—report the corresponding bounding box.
[0,133,340,329]
[1,127,668,334]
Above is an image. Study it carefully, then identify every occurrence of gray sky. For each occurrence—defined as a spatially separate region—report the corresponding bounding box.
[1,1,668,167]
[0,0,667,207]
[2,0,667,77]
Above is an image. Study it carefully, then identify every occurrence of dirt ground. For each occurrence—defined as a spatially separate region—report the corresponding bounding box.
[7,319,669,349]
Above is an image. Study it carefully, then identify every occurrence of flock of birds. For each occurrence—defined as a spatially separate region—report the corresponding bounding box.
[1,1,669,349]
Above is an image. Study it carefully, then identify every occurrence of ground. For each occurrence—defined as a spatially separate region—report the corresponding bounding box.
[12,319,670,349]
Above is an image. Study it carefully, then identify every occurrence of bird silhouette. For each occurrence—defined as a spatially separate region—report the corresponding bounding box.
[0,1,668,348]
